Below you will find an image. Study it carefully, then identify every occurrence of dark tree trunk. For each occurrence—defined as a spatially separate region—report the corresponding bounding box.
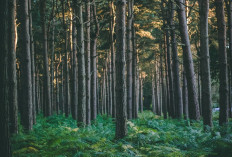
[139,77,143,113]
[85,0,91,124]
[199,0,212,127]
[160,44,167,119]
[115,0,127,139]
[109,0,116,118]
[40,0,51,117]
[20,0,33,131]
[71,1,78,120]
[170,0,182,119]
[90,0,99,120]
[215,0,229,125]
[0,0,11,155]
[127,0,133,119]
[8,0,18,134]
[62,1,70,118]
[175,0,200,120]
[182,69,189,119]
[132,12,138,118]
[225,0,232,118]
[165,4,174,118]
[75,0,86,126]
[29,0,36,124]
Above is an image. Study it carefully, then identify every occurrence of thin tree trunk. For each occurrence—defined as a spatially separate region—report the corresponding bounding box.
[40,0,51,117]
[199,0,212,127]
[127,0,133,119]
[85,0,91,124]
[71,2,78,120]
[225,0,232,118]
[29,0,36,124]
[62,1,70,117]
[182,69,189,119]
[0,0,11,154]
[8,0,18,134]
[109,0,116,118]
[90,0,99,120]
[175,0,200,120]
[76,0,86,126]
[215,0,229,125]
[115,0,127,139]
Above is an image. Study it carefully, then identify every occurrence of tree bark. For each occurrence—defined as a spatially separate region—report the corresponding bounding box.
[109,0,116,118]
[175,0,200,120]
[71,1,78,120]
[215,0,229,126]
[0,0,11,155]
[115,0,127,139]
[76,0,86,126]
[90,0,99,120]
[225,0,232,118]
[199,0,212,127]
[85,0,91,124]
[8,0,18,134]
[40,0,52,117]
[127,0,133,119]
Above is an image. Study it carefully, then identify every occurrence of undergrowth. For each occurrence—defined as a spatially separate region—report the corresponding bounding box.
[11,111,232,157]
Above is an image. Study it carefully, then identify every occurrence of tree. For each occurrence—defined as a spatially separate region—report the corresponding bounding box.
[20,0,33,131]
[0,0,11,155]
[170,0,182,119]
[8,0,18,134]
[85,0,91,124]
[199,0,212,127]
[215,0,229,126]
[40,0,51,117]
[90,0,99,120]
[225,0,232,118]
[115,0,127,139]
[109,0,116,118]
[175,0,200,120]
[75,0,86,126]
[71,0,78,120]
[127,0,133,119]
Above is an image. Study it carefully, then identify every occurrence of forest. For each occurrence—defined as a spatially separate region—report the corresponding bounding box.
[0,0,232,156]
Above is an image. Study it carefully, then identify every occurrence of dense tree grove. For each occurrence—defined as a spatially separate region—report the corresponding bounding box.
[1,0,232,156]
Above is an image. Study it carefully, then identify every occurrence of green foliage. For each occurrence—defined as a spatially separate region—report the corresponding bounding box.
[12,111,232,157]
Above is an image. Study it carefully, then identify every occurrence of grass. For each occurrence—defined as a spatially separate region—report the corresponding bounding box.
[11,111,232,157]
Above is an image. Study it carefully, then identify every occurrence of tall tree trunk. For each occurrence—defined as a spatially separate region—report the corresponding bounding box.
[215,0,229,126]
[199,0,212,127]
[225,0,232,118]
[170,0,182,119]
[85,0,91,124]
[90,0,99,120]
[109,0,116,118]
[160,43,167,119]
[62,0,70,117]
[75,0,86,126]
[0,0,11,154]
[139,77,143,112]
[175,0,200,120]
[40,0,51,117]
[108,53,113,115]
[20,0,33,131]
[29,0,36,124]
[165,4,174,118]
[132,11,138,118]
[182,69,189,119]
[8,0,18,134]
[127,0,133,119]
[71,2,78,120]
[115,0,127,139]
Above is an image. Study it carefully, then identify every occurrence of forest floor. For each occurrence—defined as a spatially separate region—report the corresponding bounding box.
[12,111,232,157]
